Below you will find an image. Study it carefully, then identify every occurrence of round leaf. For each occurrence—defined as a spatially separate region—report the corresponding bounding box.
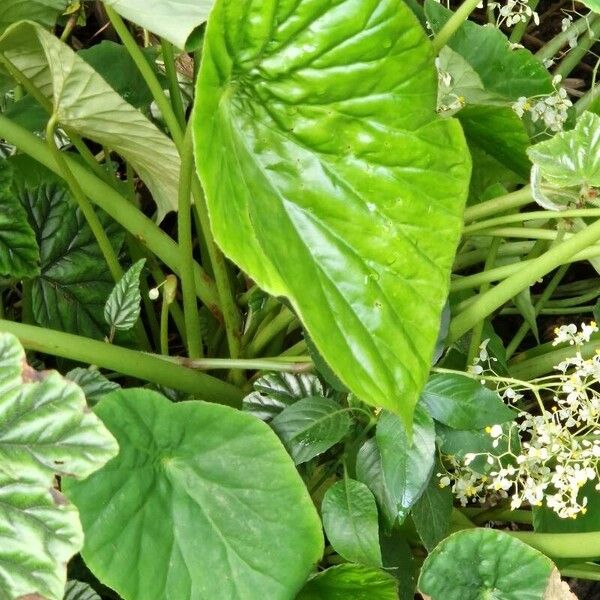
[418,528,558,600]
[64,389,324,600]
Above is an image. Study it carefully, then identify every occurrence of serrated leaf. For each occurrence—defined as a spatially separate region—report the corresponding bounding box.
[527,111,600,188]
[297,565,398,600]
[194,0,471,427]
[64,581,101,600]
[0,0,69,32]
[101,0,213,50]
[420,373,515,430]
[0,158,39,278]
[65,368,121,406]
[322,478,382,567]
[0,21,181,221]
[104,259,145,332]
[418,528,568,600]
[376,406,435,523]
[271,396,351,464]
[0,333,117,600]
[243,371,324,421]
[10,157,123,339]
[64,389,324,600]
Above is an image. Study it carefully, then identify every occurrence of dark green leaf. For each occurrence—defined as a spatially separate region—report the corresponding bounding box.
[243,371,324,421]
[418,528,560,599]
[420,373,515,430]
[64,389,324,600]
[104,259,146,332]
[379,530,416,600]
[0,158,39,278]
[322,478,382,567]
[271,396,351,464]
[376,406,435,523]
[0,0,69,31]
[194,0,471,426]
[64,580,101,600]
[297,565,398,600]
[65,368,121,406]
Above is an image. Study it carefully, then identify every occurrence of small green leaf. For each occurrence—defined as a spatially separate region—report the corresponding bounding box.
[104,259,146,333]
[418,528,561,599]
[376,406,435,523]
[0,333,117,600]
[527,111,600,188]
[297,565,398,600]
[64,389,324,600]
[420,373,515,430]
[64,580,101,600]
[66,368,121,406]
[411,470,453,551]
[194,0,471,427]
[243,371,324,421]
[271,396,351,464]
[0,0,69,32]
[0,158,39,278]
[322,478,382,567]
[355,438,397,530]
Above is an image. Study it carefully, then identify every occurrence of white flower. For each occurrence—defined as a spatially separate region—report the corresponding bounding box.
[148,288,160,300]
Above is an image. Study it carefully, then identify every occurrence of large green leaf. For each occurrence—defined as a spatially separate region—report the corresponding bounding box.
[0,0,68,32]
[322,478,382,567]
[0,158,39,278]
[101,0,213,50]
[0,21,181,221]
[0,333,117,600]
[194,0,471,426]
[527,111,600,188]
[11,157,123,339]
[376,407,435,522]
[418,528,565,599]
[63,389,324,600]
[297,565,398,600]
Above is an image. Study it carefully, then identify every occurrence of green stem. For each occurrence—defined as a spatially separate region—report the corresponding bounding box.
[508,530,600,559]
[508,0,539,43]
[160,295,170,355]
[245,309,298,357]
[560,563,600,581]
[105,6,184,149]
[161,40,186,129]
[463,187,532,223]
[46,115,123,281]
[465,226,556,240]
[179,356,313,372]
[432,0,482,53]
[0,319,242,406]
[555,16,600,79]
[0,116,220,312]
[450,219,600,341]
[178,126,203,358]
[503,305,594,315]
[454,241,534,270]
[536,14,596,61]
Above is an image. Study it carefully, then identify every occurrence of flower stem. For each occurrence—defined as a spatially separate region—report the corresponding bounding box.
[161,40,187,129]
[432,0,482,53]
[463,187,532,223]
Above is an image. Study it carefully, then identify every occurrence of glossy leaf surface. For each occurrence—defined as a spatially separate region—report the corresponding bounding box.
[376,407,435,522]
[418,528,559,599]
[0,333,117,600]
[64,389,324,600]
[194,0,471,426]
[271,396,350,464]
[322,478,382,567]
[297,565,398,600]
[0,21,180,220]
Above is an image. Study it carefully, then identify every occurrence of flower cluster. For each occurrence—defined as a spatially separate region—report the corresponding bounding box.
[440,322,600,519]
[489,0,539,28]
[435,59,465,115]
[512,75,572,132]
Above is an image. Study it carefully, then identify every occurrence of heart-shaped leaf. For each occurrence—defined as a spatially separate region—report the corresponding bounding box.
[64,389,324,600]
[0,333,117,600]
[194,0,471,426]
[0,21,181,221]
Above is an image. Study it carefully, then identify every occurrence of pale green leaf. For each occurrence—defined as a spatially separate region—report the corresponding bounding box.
[271,396,351,464]
[64,581,101,600]
[0,0,69,32]
[104,259,145,332]
[322,478,382,567]
[0,333,117,600]
[194,0,471,426]
[64,389,324,600]
[376,406,435,523]
[418,528,565,599]
[0,21,181,221]
[101,0,213,50]
[527,111,600,188]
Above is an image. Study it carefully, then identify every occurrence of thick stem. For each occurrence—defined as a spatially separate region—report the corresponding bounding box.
[508,0,540,43]
[0,319,242,406]
[536,14,596,61]
[555,16,600,79]
[245,309,298,358]
[463,187,532,223]
[508,530,600,559]
[432,0,482,52]
[161,40,186,129]
[178,126,203,358]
